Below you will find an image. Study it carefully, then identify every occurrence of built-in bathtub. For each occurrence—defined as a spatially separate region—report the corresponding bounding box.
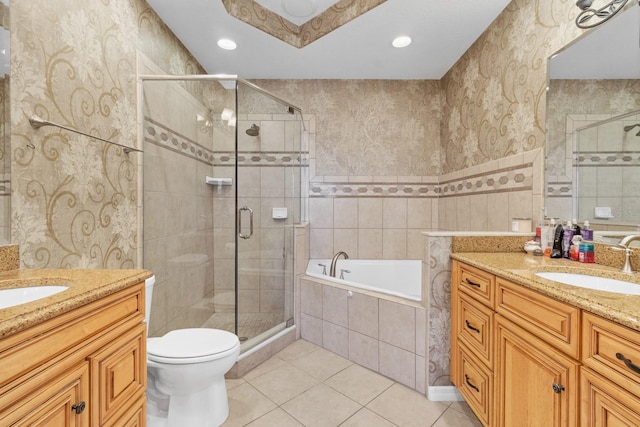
[305,259,422,301]
[301,258,426,393]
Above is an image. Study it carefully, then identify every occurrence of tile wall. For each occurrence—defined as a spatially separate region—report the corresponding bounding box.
[299,276,427,394]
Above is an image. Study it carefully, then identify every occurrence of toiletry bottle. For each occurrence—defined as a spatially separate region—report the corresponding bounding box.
[562,221,574,259]
[535,220,542,245]
[570,235,582,261]
[572,219,581,237]
[582,220,593,241]
[544,218,556,257]
[550,223,564,258]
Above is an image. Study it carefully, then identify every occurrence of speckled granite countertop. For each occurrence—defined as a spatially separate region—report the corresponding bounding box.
[0,268,152,338]
[451,252,640,332]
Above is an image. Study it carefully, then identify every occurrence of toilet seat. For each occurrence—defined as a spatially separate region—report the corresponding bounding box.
[148,328,240,365]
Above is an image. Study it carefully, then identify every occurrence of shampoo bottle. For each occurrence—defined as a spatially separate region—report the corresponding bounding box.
[563,221,574,259]
[550,223,564,258]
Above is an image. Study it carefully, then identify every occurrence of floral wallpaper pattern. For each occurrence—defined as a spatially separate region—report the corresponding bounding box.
[11,0,203,268]
[254,79,442,177]
[441,0,582,174]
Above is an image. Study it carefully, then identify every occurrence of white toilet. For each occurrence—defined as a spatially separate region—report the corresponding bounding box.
[144,276,240,427]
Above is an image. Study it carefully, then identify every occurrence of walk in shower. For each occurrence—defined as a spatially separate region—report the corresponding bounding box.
[139,74,304,354]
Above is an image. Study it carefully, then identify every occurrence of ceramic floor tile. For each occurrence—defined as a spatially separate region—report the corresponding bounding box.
[447,400,478,419]
[289,346,352,381]
[366,384,449,427]
[282,383,362,427]
[340,408,398,427]
[275,339,321,362]
[245,408,304,426]
[223,383,278,427]
[243,354,288,381]
[225,377,246,391]
[325,364,394,405]
[247,363,319,405]
[432,407,483,427]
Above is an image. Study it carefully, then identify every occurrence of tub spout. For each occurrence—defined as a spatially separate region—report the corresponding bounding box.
[329,251,349,277]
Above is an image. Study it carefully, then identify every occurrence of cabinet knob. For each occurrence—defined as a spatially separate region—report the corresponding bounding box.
[552,383,565,394]
[72,401,86,414]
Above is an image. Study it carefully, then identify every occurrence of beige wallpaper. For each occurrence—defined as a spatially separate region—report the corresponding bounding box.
[10,0,203,268]
[441,0,582,174]
[254,80,442,177]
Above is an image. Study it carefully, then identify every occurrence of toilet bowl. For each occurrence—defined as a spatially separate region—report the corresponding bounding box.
[144,277,240,427]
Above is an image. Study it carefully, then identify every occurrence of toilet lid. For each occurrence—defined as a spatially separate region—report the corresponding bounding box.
[147,328,239,359]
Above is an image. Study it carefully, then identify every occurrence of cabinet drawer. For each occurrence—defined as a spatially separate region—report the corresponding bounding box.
[456,343,492,427]
[456,292,494,369]
[90,323,146,426]
[583,312,640,395]
[496,278,580,359]
[458,262,495,309]
[581,367,640,427]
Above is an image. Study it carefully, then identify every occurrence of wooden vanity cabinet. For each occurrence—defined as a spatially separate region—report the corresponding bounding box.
[451,260,580,427]
[0,281,146,427]
[581,312,640,426]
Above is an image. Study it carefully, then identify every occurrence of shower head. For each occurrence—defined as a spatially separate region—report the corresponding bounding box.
[246,124,260,137]
[624,124,640,132]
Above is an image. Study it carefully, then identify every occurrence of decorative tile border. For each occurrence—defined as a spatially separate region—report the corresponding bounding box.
[576,151,640,167]
[0,172,9,196]
[213,151,307,167]
[546,181,573,198]
[144,117,215,165]
[310,163,533,199]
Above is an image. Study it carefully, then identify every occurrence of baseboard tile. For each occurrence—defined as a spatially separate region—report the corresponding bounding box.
[427,386,464,401]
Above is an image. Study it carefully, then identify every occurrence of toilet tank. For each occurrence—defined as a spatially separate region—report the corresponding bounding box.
[144,275,155,333]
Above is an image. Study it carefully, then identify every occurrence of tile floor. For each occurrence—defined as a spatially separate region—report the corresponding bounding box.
[223,339,482,426]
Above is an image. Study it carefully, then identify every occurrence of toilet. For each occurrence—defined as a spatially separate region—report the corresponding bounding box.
[144,276,240,427]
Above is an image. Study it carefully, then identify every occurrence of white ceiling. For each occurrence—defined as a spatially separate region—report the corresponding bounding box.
[145,0,512,79]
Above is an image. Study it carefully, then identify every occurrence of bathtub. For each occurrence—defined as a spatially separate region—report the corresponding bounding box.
[305,259,422,301]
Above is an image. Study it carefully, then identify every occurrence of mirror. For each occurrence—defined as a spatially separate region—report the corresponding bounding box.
[0,0,8,244]
[545,4,640,231]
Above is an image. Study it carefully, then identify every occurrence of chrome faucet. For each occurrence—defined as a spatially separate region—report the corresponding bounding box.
[329,251,349,277]
[611,235,640,273]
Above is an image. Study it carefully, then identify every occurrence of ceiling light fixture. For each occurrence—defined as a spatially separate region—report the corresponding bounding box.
[281,0,317,17]
[574,0,633,28]
[217,38,237,50]
[392,36,412,48]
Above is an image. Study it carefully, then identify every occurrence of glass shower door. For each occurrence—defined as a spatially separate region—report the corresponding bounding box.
[234,81,299,349]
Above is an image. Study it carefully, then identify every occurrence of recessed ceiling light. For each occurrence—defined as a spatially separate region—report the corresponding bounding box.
[217,38,237,50]
[281,0,317,17]
[392,36,412,48]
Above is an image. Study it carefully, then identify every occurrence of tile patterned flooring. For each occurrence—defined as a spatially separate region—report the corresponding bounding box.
[223,339,481,427]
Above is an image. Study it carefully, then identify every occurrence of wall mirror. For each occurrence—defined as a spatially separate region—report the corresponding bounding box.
[0,0,9,244]
[545,4,640,232]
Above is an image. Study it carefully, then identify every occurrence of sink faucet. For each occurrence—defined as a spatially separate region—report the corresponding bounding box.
[329,251,349,277]
[611,235,640,273]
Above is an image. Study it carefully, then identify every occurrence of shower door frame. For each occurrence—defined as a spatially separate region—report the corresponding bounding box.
[138,74,303,348]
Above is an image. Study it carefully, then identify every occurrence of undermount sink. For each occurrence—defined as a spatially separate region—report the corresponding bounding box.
[0,285,69,310]
[535,272,640,295]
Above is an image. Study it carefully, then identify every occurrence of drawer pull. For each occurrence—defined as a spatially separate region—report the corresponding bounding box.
[616,352,640,375]
[465,278,481,288]
[552,383,565,394]
[72,401,86,414]
[465,320,480,333]
[464,374,480,392]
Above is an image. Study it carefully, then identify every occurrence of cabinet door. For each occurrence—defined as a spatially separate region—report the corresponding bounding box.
[0,363,90,427]
[495,315,579,427]
[581,367,640,427]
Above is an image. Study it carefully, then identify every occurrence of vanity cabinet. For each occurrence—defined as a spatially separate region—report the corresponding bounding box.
[0,281,146,426]
[452,260,580,426]
[581,312,640,426]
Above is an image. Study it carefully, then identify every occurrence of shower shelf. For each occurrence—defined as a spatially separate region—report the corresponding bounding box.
[205,176,232,186]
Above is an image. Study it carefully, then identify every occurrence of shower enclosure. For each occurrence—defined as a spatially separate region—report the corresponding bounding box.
[139,74,304,354]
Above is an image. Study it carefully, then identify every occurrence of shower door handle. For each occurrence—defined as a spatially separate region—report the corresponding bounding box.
[238,206,253,239]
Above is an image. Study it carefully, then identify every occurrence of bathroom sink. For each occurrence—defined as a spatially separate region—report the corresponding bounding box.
[535,272,640,295]
[0,285,69,309]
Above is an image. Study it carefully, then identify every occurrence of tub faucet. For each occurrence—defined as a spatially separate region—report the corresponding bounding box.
[329,251,349,277]
[611,234,640,273]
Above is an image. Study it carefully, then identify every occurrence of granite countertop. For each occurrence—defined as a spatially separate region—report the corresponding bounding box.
[0,268,153,338]
[451,252,640,332]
